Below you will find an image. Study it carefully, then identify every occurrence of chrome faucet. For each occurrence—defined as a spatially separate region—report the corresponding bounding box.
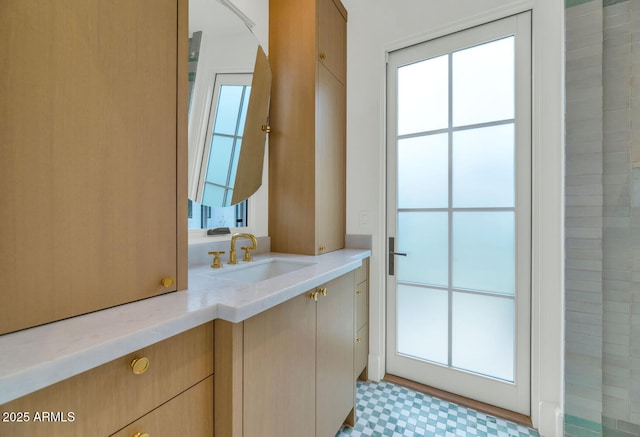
[229,233,258,264]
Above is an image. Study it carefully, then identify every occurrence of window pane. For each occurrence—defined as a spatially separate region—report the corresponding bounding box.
[398,55,449,135]
[206,135,234,186]
[398,285,448,365]
[452,212,514,294]
[202,183,226,207]
[214,85,244,135]
[452,124,514,208]
[452,292,514,381]
[398,212,448,287]
[452,37,514,127]
[398,133,448,208]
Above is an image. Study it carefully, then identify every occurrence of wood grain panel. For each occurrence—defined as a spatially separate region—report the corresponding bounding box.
[243,293,317,437]
[316,272,355,435]
[111,376,213,437]
[214,319,244,437]
[318,0,347,83]
[0,0,186,335]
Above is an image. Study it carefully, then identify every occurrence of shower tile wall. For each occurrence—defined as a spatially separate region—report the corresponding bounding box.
[565,0,640,435]
[565,0,604,432]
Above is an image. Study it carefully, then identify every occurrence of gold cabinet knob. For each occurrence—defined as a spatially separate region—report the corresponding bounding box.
[261,124,271,133]
[356,289,362,295]
[318,245,326,252]
[133,433,150,437]
[310,290,319,302]
[160,276,174,288]
[356,337,361,343]
[320,287,328,297]
[130,357,150,375]
[319,52,327,60]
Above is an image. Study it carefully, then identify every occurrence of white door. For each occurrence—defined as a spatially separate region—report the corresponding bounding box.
[386,12,531,414]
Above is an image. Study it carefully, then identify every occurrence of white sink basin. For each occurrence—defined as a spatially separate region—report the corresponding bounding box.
[214,258,316,283]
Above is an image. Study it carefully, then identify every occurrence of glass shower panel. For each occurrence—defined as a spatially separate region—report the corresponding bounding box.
[398,133,448,209]
[398,284,448,364]
[452,292,514,381]
[452,124,514,208]
[398,55,449,135]
[452,37,514,127]
[452,211,515,294]
[398,211,448,287]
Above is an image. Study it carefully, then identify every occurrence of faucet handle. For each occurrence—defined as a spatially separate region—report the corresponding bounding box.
[240,247,254,262]
[208,251,225,268]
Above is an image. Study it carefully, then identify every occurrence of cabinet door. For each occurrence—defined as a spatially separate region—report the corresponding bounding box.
[243,293,316,437]
[316,64,346,254]
[111,376,213,437]
[318,0,347,84]
[316,272,355,436]
[0,0,185,335]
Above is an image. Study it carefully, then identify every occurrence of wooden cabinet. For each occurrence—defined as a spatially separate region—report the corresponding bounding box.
[268,0,347,255]
[354,259,370,380]
[0,322,213,437]
[316,272,356,435]
[0,0,188,335]
[216,272,355,437]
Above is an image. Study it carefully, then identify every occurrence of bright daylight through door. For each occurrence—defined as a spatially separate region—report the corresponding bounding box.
[386,13,531,414]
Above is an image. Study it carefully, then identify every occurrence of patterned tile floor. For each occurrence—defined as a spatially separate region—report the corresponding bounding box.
[336,380,540,437]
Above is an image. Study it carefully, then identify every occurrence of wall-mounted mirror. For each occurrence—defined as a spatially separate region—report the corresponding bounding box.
[188,0,271,212]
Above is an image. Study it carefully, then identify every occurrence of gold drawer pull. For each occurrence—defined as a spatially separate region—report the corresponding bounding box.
[310,290,319,301]
[160,276,174,288]
[320,287,328,297]
[133,433,150,437]
[356,337,361,343]
[130,357,150,375]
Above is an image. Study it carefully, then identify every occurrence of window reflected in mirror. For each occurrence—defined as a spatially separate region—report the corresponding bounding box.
[198,73,252,207]
[188,199,248,230]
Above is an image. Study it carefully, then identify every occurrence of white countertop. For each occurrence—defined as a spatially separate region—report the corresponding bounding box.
[0,249,370,405]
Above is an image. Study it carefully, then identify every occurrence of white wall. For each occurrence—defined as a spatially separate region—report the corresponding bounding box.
[343,1,564,435]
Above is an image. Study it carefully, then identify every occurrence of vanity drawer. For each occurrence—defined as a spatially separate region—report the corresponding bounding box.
[110,375,213,437]
[0,322,214,437]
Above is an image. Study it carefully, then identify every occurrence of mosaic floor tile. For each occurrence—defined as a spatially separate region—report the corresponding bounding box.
[336,380,539,437]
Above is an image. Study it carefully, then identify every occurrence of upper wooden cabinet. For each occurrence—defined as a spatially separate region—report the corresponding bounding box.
[269,0,347,255]
[0,0,188,335]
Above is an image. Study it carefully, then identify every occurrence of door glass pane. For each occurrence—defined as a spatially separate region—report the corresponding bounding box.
[398,133,448,208]
[452,124,514,208]
[398,285,448,364]
[452,37,514,127]
[398,212,448,287]
[398,54,449,135]
[452,292,514,381]
[452,211,514,294]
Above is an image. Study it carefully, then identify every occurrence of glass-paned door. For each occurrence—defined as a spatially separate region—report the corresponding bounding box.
[386,12,531,414]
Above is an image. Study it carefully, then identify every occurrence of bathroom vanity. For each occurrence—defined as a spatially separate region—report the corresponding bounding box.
[0,249,370,436]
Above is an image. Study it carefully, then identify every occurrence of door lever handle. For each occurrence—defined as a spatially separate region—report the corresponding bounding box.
[388,237,406,276]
